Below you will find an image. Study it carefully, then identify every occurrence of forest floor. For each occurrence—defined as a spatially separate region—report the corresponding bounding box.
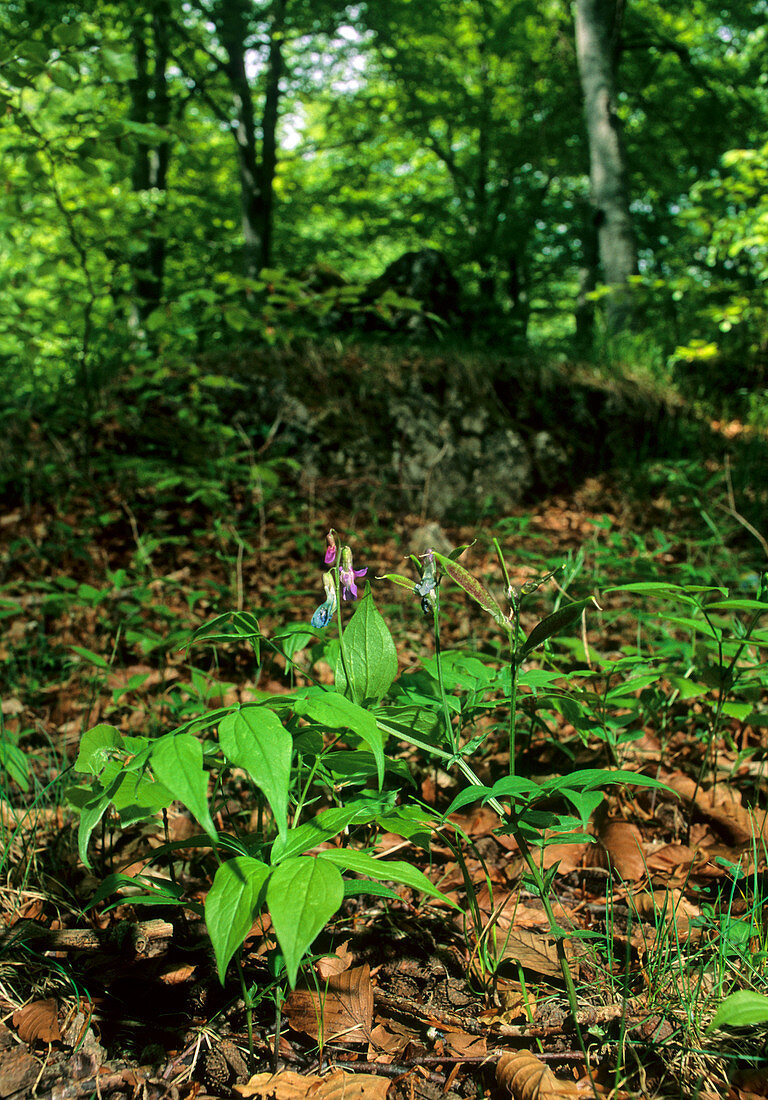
[1,439,767,1100]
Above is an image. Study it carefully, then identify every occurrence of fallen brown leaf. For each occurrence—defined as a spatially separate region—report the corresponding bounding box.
[157,963,197,985]
[236,1069,390,1100]
[368,1018,419,1060]
[497,1050,578,1098]
[480,984,536,1025]
[540,841,590,873]
[633,889,701,941]
[498,930,566,980]
[236,1070,312,1100]
[666,773,766,846]
[13,998,61,1044]
[315,941,355,980]
[445,1031,487,1056]
[645,843,697,873]
[283,964,373,1043]
[308,1070,390,1100]
[597,820,646,880]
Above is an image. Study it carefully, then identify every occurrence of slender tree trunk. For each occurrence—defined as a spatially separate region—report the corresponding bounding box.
[507,253,530,337]
[129,0,171,325]
[217,0,265,280]
[574,0,636,332]
[216,0,286,278]
[259,0,286,269]
[574,197,599,348]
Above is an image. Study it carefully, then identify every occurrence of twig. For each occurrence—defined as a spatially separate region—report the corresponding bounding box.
[719,455,768,561]
[325,1058,445,1084]
[0,918,175,958]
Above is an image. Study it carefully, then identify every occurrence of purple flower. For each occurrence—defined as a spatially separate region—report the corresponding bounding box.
[324,529,338,565]
[340,545,367,600]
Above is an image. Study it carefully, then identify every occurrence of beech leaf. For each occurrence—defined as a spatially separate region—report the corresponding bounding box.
[497,1050,578,1098]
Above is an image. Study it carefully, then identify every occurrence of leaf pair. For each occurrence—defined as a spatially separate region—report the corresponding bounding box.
[206,847,456,987]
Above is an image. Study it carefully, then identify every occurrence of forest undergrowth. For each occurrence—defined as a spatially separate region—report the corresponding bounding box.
[1,441,767,1100]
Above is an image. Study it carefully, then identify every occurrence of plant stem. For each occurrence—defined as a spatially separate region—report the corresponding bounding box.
[685,604,764,842]
[493,538,518,776]
[432,593,458,755]
[511,823,594,1085]
[237,951,255,1071]
[508,632,518,777]
[333,571,353,694]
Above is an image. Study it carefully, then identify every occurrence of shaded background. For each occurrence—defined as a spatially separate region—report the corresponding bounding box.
[0,0,766,519]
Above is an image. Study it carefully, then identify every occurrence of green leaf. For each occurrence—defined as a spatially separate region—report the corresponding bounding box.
[273,625,316,661]
[74,724,121,775]
[0,740,29,791]
[666,675,709,699]
[151,734,216,840]
[335,591,398,704]
[111,771,174,826]
[88,872,186,911]
[516,598,598,663]
[721,701,753,721]
[375,704,443,751]
[707,990,768,1032]
[270,806,365,864]
[70,645,111,670]
[431,551,507,628]
[542,769,669,795]
[517,669,562,688]
[218,708,292,839]
[705,599,768,613]
[442,785,492,816]
[344,880,401,901]
[604,583,727,597]
[318,849,458,908]
[52,23,83,47]
[604,673,663,699]
[661,614,719,638]
[321,750,412,786]
[205,856,271,984]
[486,776,541,803]
[77,798,110,868]
[377,573,417,594]
[71,773,123,868]
[101,47,136,82]
[293,688,384,787]
[559,789,605,827]
[375,805,437,850]
[188,611,261,649]
[266,856,344,987]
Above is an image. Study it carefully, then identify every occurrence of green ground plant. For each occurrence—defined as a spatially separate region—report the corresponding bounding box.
[68,529,678,1073]
[2,455,763,1094]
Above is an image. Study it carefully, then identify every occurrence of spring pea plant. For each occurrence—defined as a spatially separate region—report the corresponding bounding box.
[69,528,666,1056]
[379,538,667,1036]
[68,532,455,1011]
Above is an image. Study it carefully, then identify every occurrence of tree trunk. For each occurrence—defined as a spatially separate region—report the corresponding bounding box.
[574,197,599,348]
[215,0,286,279]
[129,0,172,325]
[216,0,266,280]
[574,0,636,332]
[259,0,287,269]
[507,254,530,337]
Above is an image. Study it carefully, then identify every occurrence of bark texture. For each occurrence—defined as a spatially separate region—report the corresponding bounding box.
[129,0,172,324]
[574,0,636,332]
[215,0,286,278]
